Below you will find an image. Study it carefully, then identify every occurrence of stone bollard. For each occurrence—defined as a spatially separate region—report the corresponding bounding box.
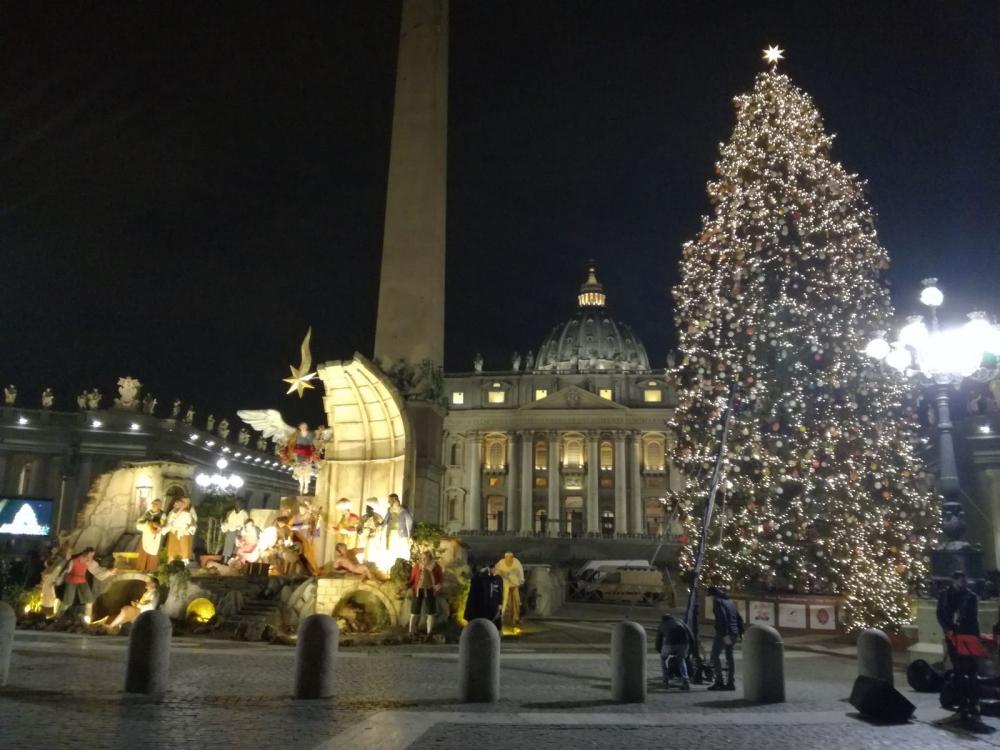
[0,601,15,687]
[124,609,172,696]
[611,620,647,703]
[743,623,785,703]
[857,628,894,685]
[459,618,501,703]
[295,614,339,699]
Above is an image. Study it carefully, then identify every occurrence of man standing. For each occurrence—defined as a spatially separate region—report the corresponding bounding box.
[707,586,741,691]
[937,569,981,707]
[59,547,115,623]
[221,502,249,559]
[135,499,166,572]
[495,551,525,627]
[382,493,414,564]
[464,563,504,631]
[408,551,443,637]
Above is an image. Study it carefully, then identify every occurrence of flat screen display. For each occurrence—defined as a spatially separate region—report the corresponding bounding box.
[0,497,54,536]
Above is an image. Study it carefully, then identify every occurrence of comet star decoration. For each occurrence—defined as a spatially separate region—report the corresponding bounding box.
[669,51,938,631]
[283,327,318,397]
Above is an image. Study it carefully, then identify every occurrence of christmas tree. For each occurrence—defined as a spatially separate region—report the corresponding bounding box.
[670,47,938,630]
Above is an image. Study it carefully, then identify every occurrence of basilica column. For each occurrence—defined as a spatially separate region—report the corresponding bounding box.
[465,432,482,530]
[547,431,560,536]
[519,431,534,533]
[586,432,599,534]
[0,453,7,494]
[29,456,50,496]
[614,431,627,534]
[630,432,644,534]
[505,433,518,532]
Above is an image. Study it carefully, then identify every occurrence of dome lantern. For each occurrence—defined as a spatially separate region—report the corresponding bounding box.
[577,264,607,308]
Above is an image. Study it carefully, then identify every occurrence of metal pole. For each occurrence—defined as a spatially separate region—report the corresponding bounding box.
[933,381,960,499]
[685,385,736,680]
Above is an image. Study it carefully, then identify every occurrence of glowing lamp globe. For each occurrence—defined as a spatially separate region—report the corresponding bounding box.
[921,330,981,378]
[919,284,944,308]
[962,312,1000,356]
[195,473,211,488]
[216,457,228,469]
[229,475,244,489]
[885,344,912,372]
[864,337,890,360]
[899,316,929,349]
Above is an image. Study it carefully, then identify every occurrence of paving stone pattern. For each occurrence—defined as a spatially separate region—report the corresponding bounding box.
[3,631,1000,750]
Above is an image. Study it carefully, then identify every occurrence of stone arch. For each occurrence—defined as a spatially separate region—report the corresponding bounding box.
[92,571,157,622]
[317,577,404,627]
[314,354,408,568]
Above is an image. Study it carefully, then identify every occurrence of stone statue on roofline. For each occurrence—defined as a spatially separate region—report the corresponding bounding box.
[41,388,54,409]
[473,353,484,373]
[4,385,16,405]
[183,407,195,425]
[113,376,142,411]
[86,389,102,409]
[217,418,230,440]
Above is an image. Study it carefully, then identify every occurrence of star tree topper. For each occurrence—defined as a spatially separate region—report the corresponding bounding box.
[762,44,785,67]
[283,326,318,397]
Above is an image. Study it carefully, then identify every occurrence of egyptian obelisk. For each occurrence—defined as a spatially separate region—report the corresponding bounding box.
[374,0,448,523]
[374,0,448,367]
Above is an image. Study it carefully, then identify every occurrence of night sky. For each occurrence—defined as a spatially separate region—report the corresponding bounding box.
[1,2,996,426]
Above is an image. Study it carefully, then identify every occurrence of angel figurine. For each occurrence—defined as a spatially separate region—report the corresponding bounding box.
[237,410,320,495]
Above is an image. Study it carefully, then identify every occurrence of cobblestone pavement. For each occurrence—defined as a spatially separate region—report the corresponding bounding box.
[3,628,1000,750]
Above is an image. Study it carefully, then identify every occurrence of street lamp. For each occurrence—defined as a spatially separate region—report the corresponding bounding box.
[866,278,1000,583]
[195,457,245,494]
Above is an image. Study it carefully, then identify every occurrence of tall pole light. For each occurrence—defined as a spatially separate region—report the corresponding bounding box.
[867,279,1000,584]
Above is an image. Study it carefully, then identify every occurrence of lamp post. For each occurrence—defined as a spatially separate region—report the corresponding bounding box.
[867,278,1000,584]
[195,457,245,494]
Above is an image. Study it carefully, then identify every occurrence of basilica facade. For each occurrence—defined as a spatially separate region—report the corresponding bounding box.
[439,269,680,538]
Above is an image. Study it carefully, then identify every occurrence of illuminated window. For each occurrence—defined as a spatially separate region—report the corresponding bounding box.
[600,478,613,489]
[534,443,548,470]
[486,440,506,469]
[643,389,663,403]
[563,436,584,467]
[535,476,548,487]
[599,388,613,400]
[488,477,500,487]
[643,438,666,471]
[600,441,614,469]
[451,391,464,405]
[534,389,548,400]
[487,391,506,404]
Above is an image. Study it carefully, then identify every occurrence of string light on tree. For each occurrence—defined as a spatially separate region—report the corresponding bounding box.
[669,47,938,631]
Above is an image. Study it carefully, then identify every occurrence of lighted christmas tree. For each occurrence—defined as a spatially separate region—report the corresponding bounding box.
[670,47,938,630]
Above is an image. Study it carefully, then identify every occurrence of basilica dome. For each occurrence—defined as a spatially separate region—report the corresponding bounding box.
[534,267,650,374]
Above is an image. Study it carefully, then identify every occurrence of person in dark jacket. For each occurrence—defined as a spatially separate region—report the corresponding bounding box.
[937,571,979,636]
[937,571,981,711]
[464,563,504,630]
[655,613,695,690]
[707,586,740,691]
